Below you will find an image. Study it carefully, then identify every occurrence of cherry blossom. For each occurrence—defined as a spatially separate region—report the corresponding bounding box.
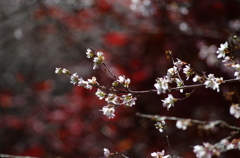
[86,48,94,58]
[183,64,193,80]
[117,75,131,88]
[162,94,177,110]
[101,105,115,119]
[70,73,79,85]
[95,89,106,100]
[55,67,62,74]
[230,103,240,118]
[93,51,104,69]
[155,121,166,133]
[204,74,223,92]
[151,150,170,158]
[216,42,228,58]
[154,77,170,95]
[103,148,110,157]
[176,119,191,130]
[193,142,220,158]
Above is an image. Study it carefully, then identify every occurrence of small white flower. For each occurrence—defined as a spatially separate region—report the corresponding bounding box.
[95,89,106,100]
[62,68,69,74]
[174,58,185,70]
[117,75,131,88]
[175,78,184,93]
[204,74,223,92]
[193,143,220,158]
[155,121,166,133]
[167,66,178,78]
[218,139,235,151]
[86,48,94,58]
[55,68,62,74]
[101,105,115,119]
[154,77,170,95]
[88,76,98,85]
[122,94,136,107]
[232,64,240,79]
[176,119,191,130]
[234,71,240,79]
[78,78,92,89]
[93,51,104,69]
[183,64,192,80]
[105,93,117,104]
[162,94,177,110]
[193,75,202,82]
[230,104,240,118]
[151,150,170,158]
[222,56,231,62]
[70,73,79,85]
[216,42,228,58]
[103,148,110,157]
[232,64,240,71]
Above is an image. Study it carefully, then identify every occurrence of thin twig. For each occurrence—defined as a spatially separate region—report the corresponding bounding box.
[163,130,174,158]
[0,154,38,158]
[136,113,240,131]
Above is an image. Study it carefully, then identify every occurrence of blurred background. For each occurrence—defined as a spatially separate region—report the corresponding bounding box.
[0,0,240,157]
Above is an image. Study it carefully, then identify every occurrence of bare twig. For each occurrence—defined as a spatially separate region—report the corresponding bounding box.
[0,154,38,158]
[136,113,240,131]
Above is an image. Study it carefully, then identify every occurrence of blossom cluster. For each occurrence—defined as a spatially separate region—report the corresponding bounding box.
[151,150,170,158]
[153,42,236,110]
[56,37,240,158]
[86,48,105,69]
[216,41,240,79]
[56,49,136,119]
[193,139,240,158]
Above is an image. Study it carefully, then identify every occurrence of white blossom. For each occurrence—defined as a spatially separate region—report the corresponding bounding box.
[95,89,106,100]
[193,75,201,82]
[167,66,178,78]
[78,78,92,89]
[121,93,136,107]
[93,51,104,69]
[86,48,94,58]
[70,73,79,85]
[175,78,184,93]
[55,68,62,74]
[112,96,121,105]
[232,64,240,71]
[162,94,177,110]
[155,121,166,133]
[183,64,192,80]
[62,68,69,74]
[151,150,170,158]
[232,64,240,79]
[154,77,170,95]
[88,76,98,85]
[117,75,131,88]
[101,105,115,119]
[204,74,223,92]
[218,139,235,151]
[176,119,191,130]
[105,93,117,104]
[193,143,220,158]
[230,103,240,118]
[103,148,110,157]
[216,42,228,58]
[174,58,185,70]
[222,56,231,62]
[122,93,137,107]
[234,71,240,79]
